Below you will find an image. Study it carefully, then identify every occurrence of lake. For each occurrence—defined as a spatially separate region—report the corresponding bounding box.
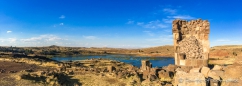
[51,55,174,68]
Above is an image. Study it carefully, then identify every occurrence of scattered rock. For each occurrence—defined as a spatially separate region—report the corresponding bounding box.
[158,70,171,81]
[178,66,193,73]
[210,70,224,79]
[165,64,178,73]
[200,66,210,77]
[208,70,220,80]
[0,69,6,73]
[212,65,222,71]
[189,67,201,73]
[9,70,17,73]
[25,69,34,72]
[149,75,157,81]
[107,66,116,73]
[117,72,125,79]
[209,78,220,86]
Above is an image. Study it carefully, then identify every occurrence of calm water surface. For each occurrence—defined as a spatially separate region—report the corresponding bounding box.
[52,55,174,68]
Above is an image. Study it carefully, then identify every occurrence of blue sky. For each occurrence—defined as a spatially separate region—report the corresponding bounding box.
[0,0,241,48]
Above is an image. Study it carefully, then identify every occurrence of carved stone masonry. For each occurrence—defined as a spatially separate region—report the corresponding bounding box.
[172,19,210,67]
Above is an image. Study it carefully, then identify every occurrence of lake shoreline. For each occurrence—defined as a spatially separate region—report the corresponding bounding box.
[51,54,175,68]
[43,53,174,58]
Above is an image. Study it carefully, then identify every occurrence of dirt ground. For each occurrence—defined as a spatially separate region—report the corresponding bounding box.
[0,58,142,86]
[0,61,52,86]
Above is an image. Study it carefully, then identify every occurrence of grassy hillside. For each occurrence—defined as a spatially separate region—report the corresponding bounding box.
[1,45,242,58]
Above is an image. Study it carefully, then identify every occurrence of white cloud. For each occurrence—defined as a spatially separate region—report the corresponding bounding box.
[211,39,240,47]
[138,20,167,29]
[126,20,134,24]
[164,29,171,32]
[7,30,12,33]
[59,15,65,19]
[143,31,155,36]
[216,39,230,42]
[9,38,16,43]
[137,22,144,25]
[83,36,97,40]
[146,35,173,43]
[0,39,4,42]
[21,37,41,42]
[0,38,16,43]
[60,23,64,25]
[48,36,62,41]
[162,19,174,23]
[168,15,195,20]
[21,35,62,42]
[0,35,73,46]
[163,8,177,14]
[214,39,239,43]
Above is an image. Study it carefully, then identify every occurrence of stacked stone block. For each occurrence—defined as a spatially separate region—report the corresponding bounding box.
[141,60,152,71]
[172,19,210,67]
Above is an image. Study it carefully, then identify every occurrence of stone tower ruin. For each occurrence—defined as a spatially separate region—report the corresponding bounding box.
[172,19,210,67]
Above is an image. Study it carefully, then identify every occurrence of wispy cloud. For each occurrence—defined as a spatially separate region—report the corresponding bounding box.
[0,35,66,46]
[143,31,155,36]
[145,35,173,44]
[163,8,177,14]
[21,37,41,42]
[59,23,64,25]
[83,36,97,40]
[126,20,134,24]
[137,20,167,29]
[21,35,62,42]
[216,39,231,42]
[215,39,239,43]
[9,38,16,43]
[7,30,12,33]
[137,22,144,25]
[211,39,240,46]
[162,19,174,23]
[168,15,195,20]
[0,38,17,43]
[164,29,171,32]
[59,15,65,19]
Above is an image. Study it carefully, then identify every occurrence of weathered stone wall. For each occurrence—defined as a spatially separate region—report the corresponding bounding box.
[172,19,210,67]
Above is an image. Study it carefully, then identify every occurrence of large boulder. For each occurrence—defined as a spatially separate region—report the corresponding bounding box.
[222,64,242,86]
[207,70,220,80]
[178,66,193,73]
[212,65,222,71]
[158,70,171,81]
[165,64,178,72]
[174,70,206,86]
[200,66,210,78]
[209,70,224,79]
[189,68,201,73]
